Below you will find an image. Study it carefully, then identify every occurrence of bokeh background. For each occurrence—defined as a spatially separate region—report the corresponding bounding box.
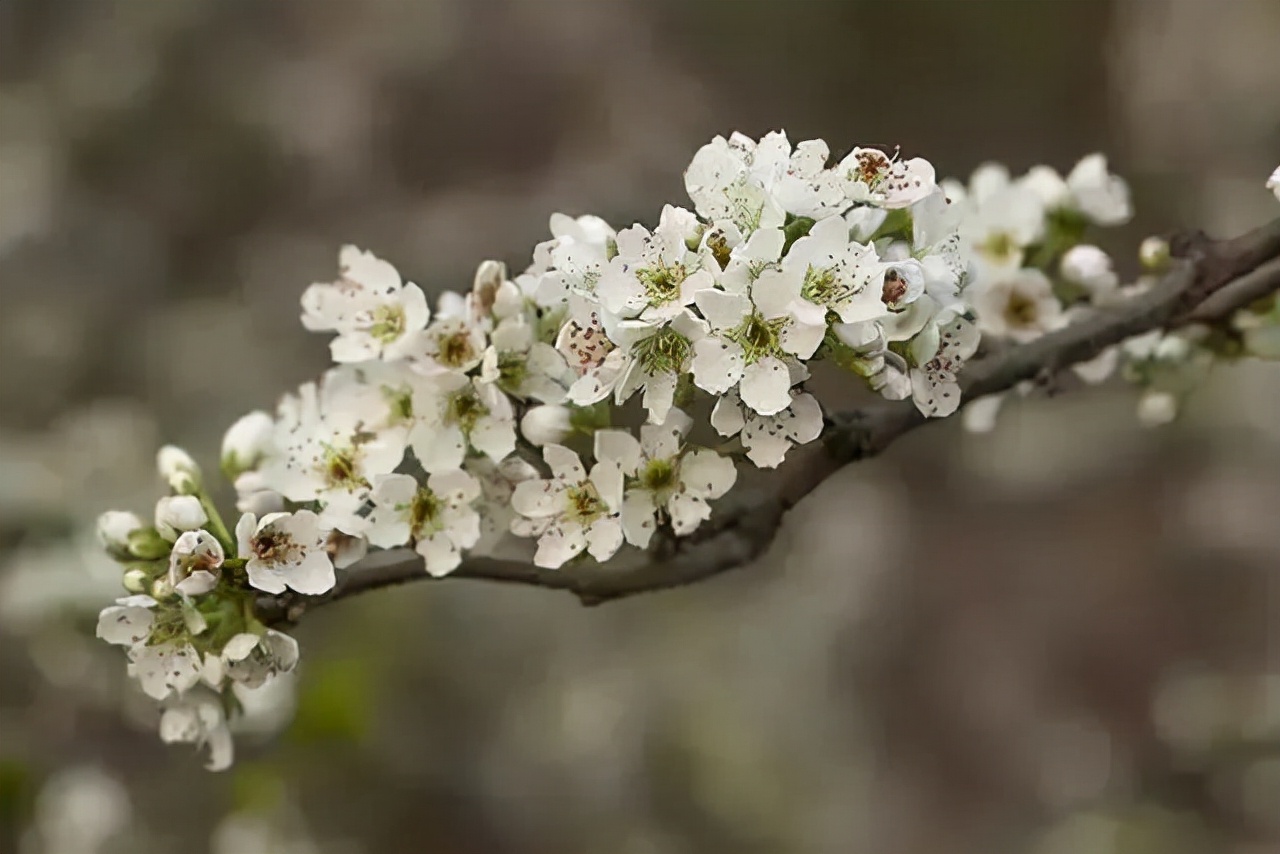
[2,1,1280,852]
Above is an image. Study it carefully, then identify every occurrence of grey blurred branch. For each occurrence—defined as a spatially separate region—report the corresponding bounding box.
[256,217,1280,625]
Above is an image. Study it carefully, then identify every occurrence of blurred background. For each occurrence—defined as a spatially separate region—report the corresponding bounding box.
[2,0,1280,852]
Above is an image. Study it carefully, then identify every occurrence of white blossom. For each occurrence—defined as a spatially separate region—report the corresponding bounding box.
[412,313,488,376]
[691,279,824,417]
[970,263,1066,342]
[1022,154,1132,226]
[908,314,981,417]
[957,164,1047,267]
[96,594,158,647]
[594,412,738,547]
[1268,165,1280,202]
[597,205,715,322]
[1137,390,1178,426]
[365,471,481,576]
[300,245,430,363]
[407,373,516,472]
[836,146,938,209]
[684,132,788,234]
[480,316,570,403]
[611,310,710,424]
[168,530,225,596]
[510,444,625,569]
[220,630,300,690]
[159,689,234,771]
[236,510,336,596]
[775,215,887,323]
[530,213,617,312]
[466,455,541,556]
[710,388,824,468]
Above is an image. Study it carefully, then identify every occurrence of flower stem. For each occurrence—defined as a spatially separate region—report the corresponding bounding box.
[197,490,236,556]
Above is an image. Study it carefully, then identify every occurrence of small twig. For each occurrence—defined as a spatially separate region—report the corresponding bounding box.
[256,216,1280,625]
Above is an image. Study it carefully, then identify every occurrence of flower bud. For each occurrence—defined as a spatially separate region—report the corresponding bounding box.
[155,495,209,540]
[126,527,172,561]
[1139,236,1171,272]
[121,567,151,594]
[97,511,144,555]
[221,411,274,480]
[1138,390,1178,427]
[150,575,176,600]
[521,405,573,447]
[157,445,202,494]
[1060,245,1119,297]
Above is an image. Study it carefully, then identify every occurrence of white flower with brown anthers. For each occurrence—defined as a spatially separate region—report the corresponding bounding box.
[510,444,625,569]
[236,510,335,596]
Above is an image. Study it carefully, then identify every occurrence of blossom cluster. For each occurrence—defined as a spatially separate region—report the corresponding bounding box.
[90,133,1280,770]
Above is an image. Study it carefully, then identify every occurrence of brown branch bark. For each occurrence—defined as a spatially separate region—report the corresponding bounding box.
[256,217,1280,625]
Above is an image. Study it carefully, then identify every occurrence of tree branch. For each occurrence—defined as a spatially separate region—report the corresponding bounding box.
[256,217,1280,625]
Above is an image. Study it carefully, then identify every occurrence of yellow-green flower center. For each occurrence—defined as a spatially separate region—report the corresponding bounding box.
[408,488,443,538]
[445,388,489,434]
[635,326,692,375]
[565,483,606,526]
[369,304,406,343]
[727,311,787,365]
[639,458,677,494]
[636,263,688,305]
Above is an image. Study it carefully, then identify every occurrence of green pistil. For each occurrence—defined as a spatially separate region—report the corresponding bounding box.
[369,304,405,343]
[635,263,688,305]
[635,327,692,375]
[496,352,528,391]
[382,385,414,426]
[981,232,1017,262]
[639,458,677,494]
[446,388,488,433]
[438,331,476,368]
[800,265,855,308]
[565,483,606,526]
[407,488,443,538]
[726,311,787,365]
[321,443,366,490]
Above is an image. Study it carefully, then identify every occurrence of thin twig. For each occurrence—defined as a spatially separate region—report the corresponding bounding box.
[255,217,1280,625]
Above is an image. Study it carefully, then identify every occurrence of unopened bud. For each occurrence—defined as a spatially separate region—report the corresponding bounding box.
[521,405,574,447]
[1138,390,1178,427]
[126,527,172,561]
[1139,236,1171,272]
[221,411,274,480]
[97,511,144,555]
[121,567,150,594]
[1060,245,1119,297]
[154,495,208,540]
[157,445,202,494]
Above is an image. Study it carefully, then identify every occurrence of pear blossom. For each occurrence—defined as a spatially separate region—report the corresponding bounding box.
[907,314,981,417]
[220,630,300,690]
[365,471,481,576]
[957,164,1047,267]
[236,510,336,596]
[407,373,516,472]
[511,444,625,569]
[520,404,574,447]
[710,388,824,468]
[593,412,738,547]
[412,313,488,376]
[467,454,542,556]
[530,213,617,313]
[479,315,570,403]
[969,263,1066,342]
[154,495,208,540]
[1268,166,1280,202]
[96,594,158,647]
[597,205,715,322]
[168,530,225,596]
[691,280,825,417]
[301,245,430,363]
[259,378,407,523]
[608,310,711,424]
[775,215,887,323]
[159,689,234,771]
[1022,154,1132,226]
[684,132,788,233]
[836,146,938,209]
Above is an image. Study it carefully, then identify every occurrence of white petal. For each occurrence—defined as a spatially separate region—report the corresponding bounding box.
[586,517,624,561]
[641,371,678,425]
[739,356,793,416]
[781,393,824,443]
[410,422,467,473]
[694,289,751,331]
[417,533,462,577]
[691,339,745,395]
[667,492,712,536]
[284,549,337,595]
[511,480,560,518]
[543,444,586,482]
[679,449,737,499]
[593,429,643,475]
[246,562,288,595]
[96,604,154,646]
[621,490,659,548]
[470,414,516,462]
[589,461,625,510]
[709,394,746,438]
[534,524,587,569]
[222,633,260,662]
